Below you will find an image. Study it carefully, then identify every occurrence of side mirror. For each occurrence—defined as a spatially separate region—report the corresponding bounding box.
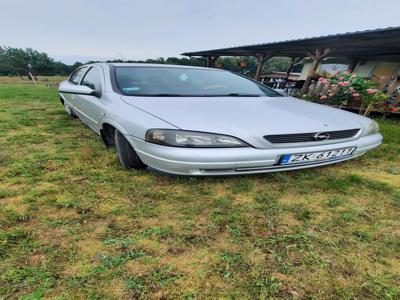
[59,83,99,97]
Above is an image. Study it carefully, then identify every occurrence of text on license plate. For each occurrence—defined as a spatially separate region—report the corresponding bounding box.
[280,147,356,165]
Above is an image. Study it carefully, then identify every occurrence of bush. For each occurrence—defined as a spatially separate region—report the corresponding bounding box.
[304,71,388,115]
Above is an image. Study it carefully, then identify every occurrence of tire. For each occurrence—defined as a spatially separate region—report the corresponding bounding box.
[115,130,147,169]
[64,102,77,118]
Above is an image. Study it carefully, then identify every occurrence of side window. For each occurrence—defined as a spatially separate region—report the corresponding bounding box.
[81,67,102,91]
[69,68,87,85]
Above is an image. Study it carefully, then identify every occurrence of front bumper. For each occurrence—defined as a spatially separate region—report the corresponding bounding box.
[127,133,382,176]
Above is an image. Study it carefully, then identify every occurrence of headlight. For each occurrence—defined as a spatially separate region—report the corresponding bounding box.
[366,120,379,135]
[145,129,249,148]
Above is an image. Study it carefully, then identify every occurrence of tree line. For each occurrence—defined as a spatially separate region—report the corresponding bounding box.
[0,46,83,77]
[0,46,295,78]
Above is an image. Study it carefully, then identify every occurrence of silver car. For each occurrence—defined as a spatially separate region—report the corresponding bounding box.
[58,63,382,176]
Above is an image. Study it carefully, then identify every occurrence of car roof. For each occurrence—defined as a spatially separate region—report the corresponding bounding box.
[103,62,221,71]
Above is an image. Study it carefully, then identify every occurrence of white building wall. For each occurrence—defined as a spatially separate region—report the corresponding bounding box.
[299,60,399,79]
[299,62,347,79]
[299,62,316,80]
[353,61,376,76]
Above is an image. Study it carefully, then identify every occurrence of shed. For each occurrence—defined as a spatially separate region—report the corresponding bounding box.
[182,26,400,95]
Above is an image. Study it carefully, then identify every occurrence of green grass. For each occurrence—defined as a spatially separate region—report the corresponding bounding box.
[0,84,399,299]
[0,76,66,86]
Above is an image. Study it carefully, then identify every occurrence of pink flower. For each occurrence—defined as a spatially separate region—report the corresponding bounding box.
[338,81,350,87]
[338,76,345,81]
[320,95,327,100]
[352,93,360,97]
[366,88,378,94]
[318,77,329,84]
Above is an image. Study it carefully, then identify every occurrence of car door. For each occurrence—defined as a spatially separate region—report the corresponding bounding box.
[62,66,88,109]
[76,66,104,133]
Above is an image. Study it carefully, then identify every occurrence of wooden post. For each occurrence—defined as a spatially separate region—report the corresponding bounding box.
[299,57,320,96]
[206,57,212,67]
[16,72,26,81]
[255,55,264,81]
[206,56,219,68]
[28,72,37,85]
[254,52,275,81]
[299,48,335,96]
[386,75,400,96]
[378,76,393,92]
[347,59,358,73]
[285,57,302,80]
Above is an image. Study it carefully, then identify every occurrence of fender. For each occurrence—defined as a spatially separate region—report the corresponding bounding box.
[100,117,130,135]
[99,117,139,149]
[59,93,67,105]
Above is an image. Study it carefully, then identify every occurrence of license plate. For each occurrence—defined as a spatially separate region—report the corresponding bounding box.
[280,147,356,165]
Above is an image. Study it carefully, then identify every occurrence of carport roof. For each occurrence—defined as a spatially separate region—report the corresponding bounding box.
[181,26,400,59]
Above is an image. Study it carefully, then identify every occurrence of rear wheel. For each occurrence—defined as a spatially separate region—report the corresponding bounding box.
[115,130,147,169]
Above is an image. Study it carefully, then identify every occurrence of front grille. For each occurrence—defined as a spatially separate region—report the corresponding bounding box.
[264,128,360,144]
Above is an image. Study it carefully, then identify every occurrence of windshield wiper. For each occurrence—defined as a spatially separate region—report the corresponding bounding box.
[133,93,190,97]
[213,93,263,97]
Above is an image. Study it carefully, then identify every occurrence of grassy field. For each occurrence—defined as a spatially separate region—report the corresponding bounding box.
[0,76,67,86]
[0,84,399,299]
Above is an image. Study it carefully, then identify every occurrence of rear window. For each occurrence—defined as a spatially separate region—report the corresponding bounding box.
[114,66,282,97]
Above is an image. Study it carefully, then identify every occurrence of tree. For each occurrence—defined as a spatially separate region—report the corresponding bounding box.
[0,46,73,76]
[263,57,291,73]
[0,46,294,78]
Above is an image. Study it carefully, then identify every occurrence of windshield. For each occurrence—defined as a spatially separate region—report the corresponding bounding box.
[114,66,282,97]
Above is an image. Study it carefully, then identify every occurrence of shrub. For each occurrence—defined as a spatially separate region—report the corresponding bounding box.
[305,71,389,115]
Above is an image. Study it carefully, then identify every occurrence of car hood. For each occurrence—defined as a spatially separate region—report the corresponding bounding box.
[121,95,369,148]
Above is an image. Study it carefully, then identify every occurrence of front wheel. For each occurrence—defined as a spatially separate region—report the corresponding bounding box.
[115,130,147,169]
[64,102,77,118]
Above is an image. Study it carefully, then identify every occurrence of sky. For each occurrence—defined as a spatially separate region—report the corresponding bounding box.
[1,0,400,64]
